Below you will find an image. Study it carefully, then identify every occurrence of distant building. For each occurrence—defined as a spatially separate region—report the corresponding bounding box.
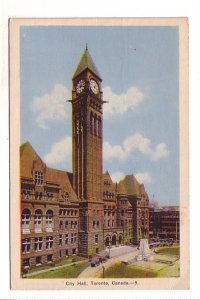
[149,205,179,241]
[20,47,149,271]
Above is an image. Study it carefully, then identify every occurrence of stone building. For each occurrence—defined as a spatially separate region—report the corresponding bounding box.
[149,205,179,241]
[21,47,149,270]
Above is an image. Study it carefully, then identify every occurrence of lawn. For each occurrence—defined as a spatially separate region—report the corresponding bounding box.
[156,245,180,256]
[99,246,180,278]
[28,261,87,279]
[99,262,157,278]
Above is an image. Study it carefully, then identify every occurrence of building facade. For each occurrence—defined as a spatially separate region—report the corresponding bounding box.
[149,206,179,241]
[21,48,150,270]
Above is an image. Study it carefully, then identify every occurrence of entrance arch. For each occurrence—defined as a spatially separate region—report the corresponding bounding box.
[111,235,117,246]
[105,236,110,247]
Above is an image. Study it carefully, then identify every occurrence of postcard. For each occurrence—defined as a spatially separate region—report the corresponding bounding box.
[9,17,189,290]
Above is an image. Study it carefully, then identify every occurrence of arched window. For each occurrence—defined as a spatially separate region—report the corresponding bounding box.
[46,210,53,232]
[94,114,97,135]
[90,111,93,134]
[22,209,31,234]
[98,117,102,137]
[96,116,98,136]
[34,209,42,233]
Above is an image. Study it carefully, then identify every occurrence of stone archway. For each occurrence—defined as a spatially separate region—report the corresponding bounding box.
[105,236,110,247]
[118,235,123,245]
[111,235,117,246]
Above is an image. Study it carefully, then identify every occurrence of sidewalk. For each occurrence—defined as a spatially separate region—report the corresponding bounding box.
[78,247,139,278]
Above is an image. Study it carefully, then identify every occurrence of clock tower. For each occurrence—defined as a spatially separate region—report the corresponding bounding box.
[71,47,104,256]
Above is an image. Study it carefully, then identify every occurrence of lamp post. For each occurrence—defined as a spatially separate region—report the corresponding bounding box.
[102,266,105,278]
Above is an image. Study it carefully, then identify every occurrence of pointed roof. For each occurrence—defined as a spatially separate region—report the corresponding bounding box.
[46,168,78,201]
[116,181,128,195]
[121,174,142,197]
[20,141,46,178]
[73,47,102,80]
[20,142,78,201]
[102,171,116,193]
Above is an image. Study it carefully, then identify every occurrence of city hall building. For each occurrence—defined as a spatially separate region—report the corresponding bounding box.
[21,48,150,270]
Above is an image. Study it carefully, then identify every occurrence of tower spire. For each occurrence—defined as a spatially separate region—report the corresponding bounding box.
[86,43,88,51]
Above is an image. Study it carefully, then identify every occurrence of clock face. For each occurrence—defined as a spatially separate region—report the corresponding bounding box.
[90,79,99,94]
[76,79,85,94]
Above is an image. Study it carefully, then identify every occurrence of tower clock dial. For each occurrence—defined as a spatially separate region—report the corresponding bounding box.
[76,79,85,94]
[90,79,99,94]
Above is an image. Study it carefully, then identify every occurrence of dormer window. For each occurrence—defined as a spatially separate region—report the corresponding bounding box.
[34,171,43,186]
[64,192,69,201]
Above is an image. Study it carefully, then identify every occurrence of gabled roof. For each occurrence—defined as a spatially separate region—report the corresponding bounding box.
[72,48,102,80]
[46,168,78,201]
[102,171,116,192]
[20,141,46,178]
[20,142,78,201]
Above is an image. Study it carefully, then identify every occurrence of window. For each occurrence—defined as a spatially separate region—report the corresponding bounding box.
[71,233,77,244]
[23,258,30,268]
[90,112,94,134]
[34,237,43,251]
[65,249,69,256]
[22,209,31,233]
[59,221,63,230]
[34,171,43,185]
[65,221,68,228]
[47,254,53,262]
[59,234,62,245]
[64,192,69,201]
[95,234,98,243]
[46,236,53,249]
[65,234,68,244]
[34,209,42,233]
[98,117,101,137]
[22,238,31,253]
[36,256,42,265]
[97,221,99,228]
[74,233,77,243]
[46,210,53,231]
[22,190,30,200]
[71,233,74,244]
[71,221,74,229]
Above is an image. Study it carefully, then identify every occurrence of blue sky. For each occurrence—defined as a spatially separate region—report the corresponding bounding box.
[20,25,179,206]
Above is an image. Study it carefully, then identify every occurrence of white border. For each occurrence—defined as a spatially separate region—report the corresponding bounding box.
[1,0,199,299]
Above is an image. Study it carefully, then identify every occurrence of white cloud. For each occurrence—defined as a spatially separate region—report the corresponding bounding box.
[103,133,169,161]
[135,172,152,184]
[110,171,125,183]
[44,136,72,168]
[31,84,69,129]
[103,141,126,160]
[103,85,144,117]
